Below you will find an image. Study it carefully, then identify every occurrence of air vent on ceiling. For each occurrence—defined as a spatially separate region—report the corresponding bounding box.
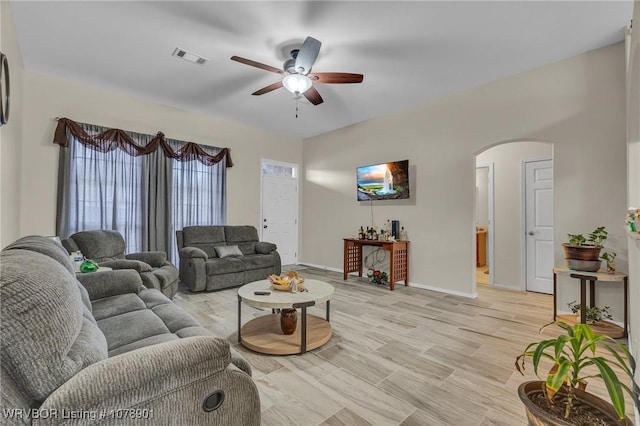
[172,48,208,65]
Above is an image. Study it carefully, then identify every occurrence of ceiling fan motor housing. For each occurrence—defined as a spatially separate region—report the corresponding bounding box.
[283,58,296,74]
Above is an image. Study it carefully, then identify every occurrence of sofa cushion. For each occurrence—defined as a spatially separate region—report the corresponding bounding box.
[224,226,259,255]
[224,226,259,243]
[70,230,127,262]
[151,303,201,333]
[4,235,76,275]
[100,259,153,272]
[243,254,277,270]
[97,309,170,351]
[0,249,108,403]
[108,334,179,357]
[91,293,147,321]
[182,226,226,258]
[206,257,246,275]
[215,245,244,258]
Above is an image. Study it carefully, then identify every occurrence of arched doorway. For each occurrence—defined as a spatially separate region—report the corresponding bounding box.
[474,141,554,293]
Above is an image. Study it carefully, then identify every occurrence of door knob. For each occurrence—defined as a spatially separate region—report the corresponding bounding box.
[528,231,535,236]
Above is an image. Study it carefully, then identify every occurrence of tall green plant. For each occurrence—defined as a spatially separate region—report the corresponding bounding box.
[515,321,634,420]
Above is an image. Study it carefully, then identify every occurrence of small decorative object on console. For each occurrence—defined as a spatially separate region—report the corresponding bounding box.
[399,227,408,241]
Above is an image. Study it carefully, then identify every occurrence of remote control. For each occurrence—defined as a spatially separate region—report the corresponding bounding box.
[254,291,271,295]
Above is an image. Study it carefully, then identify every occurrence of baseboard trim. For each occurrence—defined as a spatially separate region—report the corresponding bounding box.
[298,262,477,299]
[409,282,477,299]
[297,262,343,274]
[491,281,521,291]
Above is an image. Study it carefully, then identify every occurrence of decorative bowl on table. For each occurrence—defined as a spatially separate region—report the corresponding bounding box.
[268,271,306,292]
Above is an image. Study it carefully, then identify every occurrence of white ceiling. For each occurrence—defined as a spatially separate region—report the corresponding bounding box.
[9,1,633,139]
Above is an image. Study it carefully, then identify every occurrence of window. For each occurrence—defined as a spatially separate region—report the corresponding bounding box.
[57,122,227,264]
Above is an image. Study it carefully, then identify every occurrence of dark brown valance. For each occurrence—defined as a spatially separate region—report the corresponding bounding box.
[53,117,233,167]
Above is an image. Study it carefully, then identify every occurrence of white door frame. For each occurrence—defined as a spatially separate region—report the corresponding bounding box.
[260,158,299,264]
[521,157,553,292]
[476,163,495,286]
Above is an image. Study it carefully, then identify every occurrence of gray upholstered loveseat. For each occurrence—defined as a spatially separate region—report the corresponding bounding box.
[176,226,281,292]
[62,230,179,299]
[0,236,260,425]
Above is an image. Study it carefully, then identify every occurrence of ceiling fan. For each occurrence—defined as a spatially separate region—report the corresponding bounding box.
[231,36,363,106]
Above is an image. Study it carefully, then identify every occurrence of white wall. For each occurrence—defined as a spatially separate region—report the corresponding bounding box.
[302,43,628,306]
[476,142,552,290]
[0,1,24,247]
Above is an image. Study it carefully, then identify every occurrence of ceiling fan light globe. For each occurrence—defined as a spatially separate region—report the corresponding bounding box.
[282,74,312,95]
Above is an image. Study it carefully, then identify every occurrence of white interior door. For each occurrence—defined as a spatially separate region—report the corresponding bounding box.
[261,161,298,266]
[525,159,554,294]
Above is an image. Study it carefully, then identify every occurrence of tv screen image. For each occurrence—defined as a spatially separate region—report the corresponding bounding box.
[356,160,410,201]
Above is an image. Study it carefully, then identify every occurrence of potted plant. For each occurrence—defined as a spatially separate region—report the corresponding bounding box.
[369,270,388,285]
[601,251,617,274]
[515,321,636,425]
[562,226,608,272]
[567,301,613,324]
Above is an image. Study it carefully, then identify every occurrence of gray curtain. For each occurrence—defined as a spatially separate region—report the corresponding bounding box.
[56,123,226,263]
[168,138,226,263]
[141,147,173,253]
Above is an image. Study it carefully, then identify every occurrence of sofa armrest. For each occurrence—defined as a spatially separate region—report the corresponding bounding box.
[37,337,260,425]
[76,269,144,300]
[179,247,208,259]
[100,259,153,272]
[126,251,168,267]
[255,242,277,254]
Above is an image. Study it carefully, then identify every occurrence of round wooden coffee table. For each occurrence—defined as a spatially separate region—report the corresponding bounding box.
[237,279,334,355]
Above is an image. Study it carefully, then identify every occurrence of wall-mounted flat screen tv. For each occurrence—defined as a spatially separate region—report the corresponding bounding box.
[356,159,410,201]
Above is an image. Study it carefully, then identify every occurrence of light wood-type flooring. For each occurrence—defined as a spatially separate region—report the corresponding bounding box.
[173,267,636,425]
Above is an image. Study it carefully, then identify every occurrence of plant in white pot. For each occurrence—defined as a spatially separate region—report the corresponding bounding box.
[515,321,636,425]
[562,226,608,272]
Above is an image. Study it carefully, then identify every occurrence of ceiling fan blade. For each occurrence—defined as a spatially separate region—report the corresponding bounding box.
[294,37,321,75]
[231,56,283,74]
[309,72,364,84]
[251,81,283,96]
[303,86,324,105]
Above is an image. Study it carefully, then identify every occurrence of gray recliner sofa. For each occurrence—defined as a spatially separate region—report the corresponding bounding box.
[63,230,179,299]
[176,226,281,292]
[0,235,260,425]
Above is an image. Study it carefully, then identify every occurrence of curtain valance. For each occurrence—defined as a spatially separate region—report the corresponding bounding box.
[53,117,233,167]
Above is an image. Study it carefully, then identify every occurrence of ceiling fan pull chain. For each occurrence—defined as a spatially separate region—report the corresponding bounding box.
[296,97,299,118]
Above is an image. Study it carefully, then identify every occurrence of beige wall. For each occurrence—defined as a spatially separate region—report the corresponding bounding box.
[474,166,488,227]
[16,71,303,240]
[626,2,639,420]
[302,43,627,306]
[476,141,552,290]
[0,1,24,247]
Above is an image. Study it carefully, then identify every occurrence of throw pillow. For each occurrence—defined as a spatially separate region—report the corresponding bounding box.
[215,245,243,258]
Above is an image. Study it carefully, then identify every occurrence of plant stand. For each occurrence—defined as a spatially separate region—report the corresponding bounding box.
[553,267,628,338]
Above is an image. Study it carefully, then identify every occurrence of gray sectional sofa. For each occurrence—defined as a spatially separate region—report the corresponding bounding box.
[62,230,179,299]
[0,236,260,425]
[176,225,281,292]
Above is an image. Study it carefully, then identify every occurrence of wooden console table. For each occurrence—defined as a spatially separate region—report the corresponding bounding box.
[553,267,628,338]
[343,238,409,291]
